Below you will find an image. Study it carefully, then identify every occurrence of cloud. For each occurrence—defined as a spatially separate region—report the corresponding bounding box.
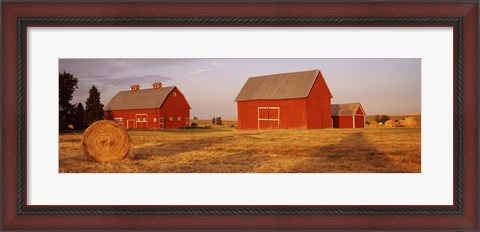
[211,62,225,67]
[61,58,196,107]
[72,73,172,106]
[59,58,196,76]
[189,62,227,75]
[189,69,211,74]
[108,74,170,94]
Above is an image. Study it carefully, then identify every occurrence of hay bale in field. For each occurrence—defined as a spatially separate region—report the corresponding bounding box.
[368,121,379,128]
[404,117,417,128]
[384,120,394,128]
[397,120,406,127]
[82,120,130,162]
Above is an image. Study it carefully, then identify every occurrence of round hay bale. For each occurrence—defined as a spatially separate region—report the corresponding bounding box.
[405,117,417,128]
[397,120,406,127]
[384,120,394,128]
[82,120,130,162]
[369,121,379,128]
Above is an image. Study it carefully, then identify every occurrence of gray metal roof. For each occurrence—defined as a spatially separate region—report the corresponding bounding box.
[104,86,177,111]
[331,103,365,116]
[235,69,325,102]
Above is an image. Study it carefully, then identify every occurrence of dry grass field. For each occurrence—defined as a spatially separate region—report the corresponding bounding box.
[59,125,421,173]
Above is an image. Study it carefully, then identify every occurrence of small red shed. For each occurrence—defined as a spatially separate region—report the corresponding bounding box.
[104,83,191,129]
[235,69,333,130]
[331,103,366,128]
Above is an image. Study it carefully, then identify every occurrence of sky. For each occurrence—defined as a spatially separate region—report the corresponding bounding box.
[59,58,421,120]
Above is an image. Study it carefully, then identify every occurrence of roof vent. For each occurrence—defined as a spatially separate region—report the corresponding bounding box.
[130,84,140,92]
[152,82,163,90]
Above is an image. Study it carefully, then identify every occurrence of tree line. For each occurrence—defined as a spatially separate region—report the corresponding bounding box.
[59,71,104,132]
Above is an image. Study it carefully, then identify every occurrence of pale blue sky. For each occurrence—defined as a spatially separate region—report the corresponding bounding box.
[59,58,421,119]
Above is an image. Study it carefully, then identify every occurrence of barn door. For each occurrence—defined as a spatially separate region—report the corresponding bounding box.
[258,107,280,130]
[127,119,135,129]
[136,114,147,129]
[268,107,279,129]
[159,117,164,129]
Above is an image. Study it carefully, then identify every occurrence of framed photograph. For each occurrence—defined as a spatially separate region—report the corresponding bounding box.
[58,58,421,173]
[2,1,478,230]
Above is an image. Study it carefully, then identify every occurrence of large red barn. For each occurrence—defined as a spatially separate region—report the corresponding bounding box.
[331,103,366,128]
[235,70,332,130]
[104,82,191,129]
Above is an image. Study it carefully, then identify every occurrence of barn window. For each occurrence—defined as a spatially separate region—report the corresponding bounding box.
[169,117,173,121]
[137,118,141,122]
[153,118,157,122]
[173,92,177,97]
[114,118,123,125]
[143,118,147,122]
[177,117,181,121]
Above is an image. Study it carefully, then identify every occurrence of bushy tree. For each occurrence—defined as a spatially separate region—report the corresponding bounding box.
[59,71,78,131]
[379,115,390,124]
[374,115,390,124]
[84,85,104,126]
[212,117,216,125]
[215,117,223,125]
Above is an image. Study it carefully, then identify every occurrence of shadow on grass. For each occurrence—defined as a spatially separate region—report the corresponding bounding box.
[290,132,410,173]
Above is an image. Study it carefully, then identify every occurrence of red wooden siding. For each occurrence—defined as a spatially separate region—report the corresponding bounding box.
[354,115,365,128]
[159,88,190,128]
[332,115,354,128]
[237,98,308,130]
[332,116,339,128]
[306,72,332,129]
[105,108,159,129]
[104,87,190,129]
[354,107,365,128]
[332,107,365,128]
[237,72,332,130]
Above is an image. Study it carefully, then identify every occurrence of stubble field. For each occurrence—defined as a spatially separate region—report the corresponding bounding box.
[59,124,421,173]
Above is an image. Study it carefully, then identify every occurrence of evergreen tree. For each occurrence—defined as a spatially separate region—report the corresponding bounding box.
[212,117,216,125]
[74,102,85,130]
[374,115,380,123]
[59,71,78,131]
[84,85,104,126]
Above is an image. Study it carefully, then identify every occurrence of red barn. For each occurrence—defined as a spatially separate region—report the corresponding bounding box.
[235,69,332,130]
[104,82,191,129]
[331,103,366,128]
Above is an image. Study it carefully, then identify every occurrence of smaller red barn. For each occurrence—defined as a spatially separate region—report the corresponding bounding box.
[104,82,191,129]
[331,103,366,128]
